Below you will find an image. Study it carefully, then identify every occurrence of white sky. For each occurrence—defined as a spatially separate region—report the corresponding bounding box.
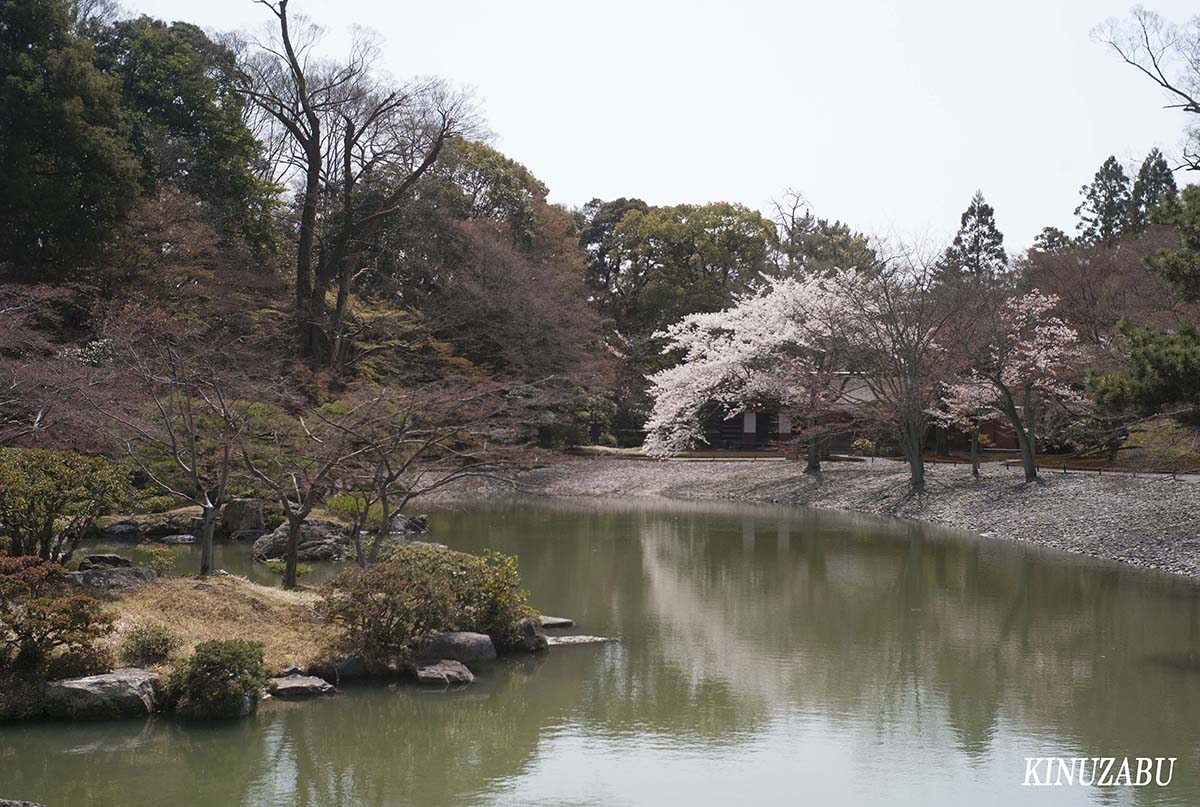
[128,0,1198,250]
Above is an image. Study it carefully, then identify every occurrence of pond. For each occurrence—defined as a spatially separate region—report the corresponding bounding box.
[3,496,1200,806]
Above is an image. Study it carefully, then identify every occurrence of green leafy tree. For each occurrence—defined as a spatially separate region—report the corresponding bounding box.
[604,202,779,344]
[0,0,141,272]
[1128,148,1178,233]
[1074,156,1131,245]
[0,449,130,562]
[577,196,650,307]
[91,17,278,255]
[939,191,1007,278]
[435,139,548,249]
[772,190,874,275]
[1031,226,1073,253]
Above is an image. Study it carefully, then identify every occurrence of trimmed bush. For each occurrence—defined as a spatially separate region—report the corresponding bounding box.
[169,639,268,719]
[319,546,534,670]
[0,555,114,674]
[119,622,181,667]
[140,546,177,576]
[44,643,115,680]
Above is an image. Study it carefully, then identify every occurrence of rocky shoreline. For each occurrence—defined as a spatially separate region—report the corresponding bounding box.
[448,456,1200,580]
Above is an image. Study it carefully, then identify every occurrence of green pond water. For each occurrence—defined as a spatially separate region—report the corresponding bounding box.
[3,496,1200,806]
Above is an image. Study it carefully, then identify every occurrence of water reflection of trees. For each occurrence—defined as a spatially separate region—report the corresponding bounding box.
[5,498,1200,806]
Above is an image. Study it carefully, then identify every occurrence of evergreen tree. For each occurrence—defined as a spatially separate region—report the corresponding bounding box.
[0,0,141,273]
[1074,156,1131,245]
[1032,226,1073,253]
[940,191,1007,278]
[1128,148,1178,233]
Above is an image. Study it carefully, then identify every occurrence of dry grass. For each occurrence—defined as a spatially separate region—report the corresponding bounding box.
[102,576,339,674]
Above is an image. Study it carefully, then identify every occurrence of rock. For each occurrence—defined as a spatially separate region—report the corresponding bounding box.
[388,513,430,535]
[187,515,223,540]
[538,615,575,629]
[228,530,265,543]
[43,669,159,719]
[0,800,49,807]
[281,665,304,676]
[253,519,349,562]
[405,540,448,551]
[416,660,475,685]
[159,534,196,545]
[333,654,368,681]
[546,635,615,647]
[509,617,549,653]
[222,499,265,534]
[97,522,142,542]
[77,553,132,570]
[414,632,497,664]
[268,675,335,699]
[66,567,157,589]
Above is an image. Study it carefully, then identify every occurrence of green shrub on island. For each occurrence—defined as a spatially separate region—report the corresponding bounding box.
[119,622,182,667]
[0,449,131,562]
[265,559,313,577]
[169,639,269,719]
[319,546,535,670]
[141,546,177,576]
[0,555,114,676]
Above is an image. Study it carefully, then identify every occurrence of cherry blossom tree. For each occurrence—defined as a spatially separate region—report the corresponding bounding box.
[645,249,954,490]
[642,274,847,470]
[940,291,1085,482]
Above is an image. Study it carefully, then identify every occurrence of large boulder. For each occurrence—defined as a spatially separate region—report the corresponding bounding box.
[253,519,349,562]
[95,522,143,542]
[509,617,549,653]
[222,499,265,534]
[268,675,335,699]
[43,669,160,719]
[415,632,497,664]
[160,534,196,545]
[389,513,430,536]
[415,660,474,686]
[66,567,157,589]
[77,554,132,571]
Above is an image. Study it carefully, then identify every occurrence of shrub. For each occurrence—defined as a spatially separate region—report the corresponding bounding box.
[0,555,114,674]
[169,639,268,719]
[140,546,177,576]
[44,644,115,680]
[850,438,875,457]
[0,449,131,561]
[319,546,534,669]
[119,622,181,667]
[265,560,313,578]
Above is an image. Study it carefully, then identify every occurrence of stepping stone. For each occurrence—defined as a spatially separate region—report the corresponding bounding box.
[546,635,614,647]
[267,675,335,699]
[538,615,575,629]
[416,660,474,686]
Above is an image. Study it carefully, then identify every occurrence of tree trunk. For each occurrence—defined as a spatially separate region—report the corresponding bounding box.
[1024,388,1038,481]
[198,504,218,577]
[970,424,980,479]
[804,440,821,474]
[284,515,303,589]
[900,419,925,490]
[296,151,322,360]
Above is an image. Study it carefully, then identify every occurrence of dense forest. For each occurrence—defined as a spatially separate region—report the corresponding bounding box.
[4,1,1200,577]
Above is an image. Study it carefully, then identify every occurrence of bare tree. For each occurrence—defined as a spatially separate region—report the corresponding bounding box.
[1096,9,1200,171]
[833,245,956,490]
[320,386,505,566]
[98,345,246,576]
[237,0,475,364]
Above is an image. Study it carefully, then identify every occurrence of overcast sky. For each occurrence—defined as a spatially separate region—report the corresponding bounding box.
[129,0,1197,250]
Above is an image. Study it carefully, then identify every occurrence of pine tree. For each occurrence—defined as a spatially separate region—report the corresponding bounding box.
[1074,156,1132,245]
[1032,226,1073,253]
[940,191,1007,278]
[1128,148,1178,233]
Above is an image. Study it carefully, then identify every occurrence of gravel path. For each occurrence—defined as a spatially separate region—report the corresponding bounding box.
[454,456,1200,579]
